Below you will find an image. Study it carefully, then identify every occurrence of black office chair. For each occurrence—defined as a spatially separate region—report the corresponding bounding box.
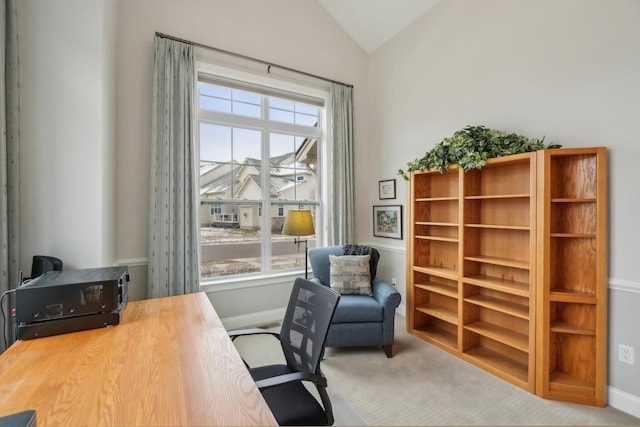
[0,410,37,427]
[230,278,341,426]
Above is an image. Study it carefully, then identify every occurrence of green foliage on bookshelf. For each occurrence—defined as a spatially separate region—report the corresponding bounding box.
[398,125,561,180]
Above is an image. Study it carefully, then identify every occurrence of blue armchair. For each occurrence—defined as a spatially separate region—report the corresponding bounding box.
[308,245,401,357]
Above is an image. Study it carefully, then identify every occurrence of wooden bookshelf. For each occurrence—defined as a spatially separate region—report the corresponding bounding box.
[406,148,607,406]
[536,147,607,406]
[461,153,537,393]
[407,166,462,353]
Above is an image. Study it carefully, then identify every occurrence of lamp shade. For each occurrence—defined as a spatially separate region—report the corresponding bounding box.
[282,209,315,236]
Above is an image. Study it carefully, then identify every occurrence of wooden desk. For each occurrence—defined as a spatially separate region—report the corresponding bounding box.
[0,293,277,426]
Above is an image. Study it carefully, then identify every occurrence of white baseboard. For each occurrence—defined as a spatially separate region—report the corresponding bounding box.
[608,386,640,418]
[221,307,286,330]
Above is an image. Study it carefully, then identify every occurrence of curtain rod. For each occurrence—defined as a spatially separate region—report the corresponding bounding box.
[155,32,353,88]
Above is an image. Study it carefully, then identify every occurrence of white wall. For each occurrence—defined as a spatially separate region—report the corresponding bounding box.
[365,0,640,414]
[18,0,118,273]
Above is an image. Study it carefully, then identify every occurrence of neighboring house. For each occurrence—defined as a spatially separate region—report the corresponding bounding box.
[199,161,241,227]
[199,138,317,229]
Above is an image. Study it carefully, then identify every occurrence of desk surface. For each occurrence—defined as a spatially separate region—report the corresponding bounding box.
[0,292,277,426]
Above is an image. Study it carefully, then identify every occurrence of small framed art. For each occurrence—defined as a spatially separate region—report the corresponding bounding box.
[373,205,403,239]
[378,179,396,200]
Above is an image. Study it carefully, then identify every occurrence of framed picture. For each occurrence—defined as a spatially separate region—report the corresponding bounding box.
[373,205,403,239]
[378,179,396,200]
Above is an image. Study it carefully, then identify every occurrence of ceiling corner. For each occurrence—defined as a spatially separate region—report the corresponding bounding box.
[317,0,440,54]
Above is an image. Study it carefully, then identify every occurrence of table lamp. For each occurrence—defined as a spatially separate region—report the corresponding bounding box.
[282,209,315,279]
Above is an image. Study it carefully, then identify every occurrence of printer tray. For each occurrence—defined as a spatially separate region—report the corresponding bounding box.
[18,310,122,340]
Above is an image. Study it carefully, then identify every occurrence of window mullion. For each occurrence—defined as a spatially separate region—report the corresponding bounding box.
[260,98,272,273]
[200,109,321,139]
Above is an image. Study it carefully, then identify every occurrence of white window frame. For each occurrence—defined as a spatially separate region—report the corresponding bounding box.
[195,53,331,291]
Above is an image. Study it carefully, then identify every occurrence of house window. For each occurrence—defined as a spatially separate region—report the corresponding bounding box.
[198,75,323,281]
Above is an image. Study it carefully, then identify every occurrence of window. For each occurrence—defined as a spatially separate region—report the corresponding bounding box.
[198,75,324,281]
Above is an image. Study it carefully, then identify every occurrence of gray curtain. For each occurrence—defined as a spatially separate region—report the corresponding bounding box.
[328,83,356,245]
[147,37,199,298]
[0,0,19,353]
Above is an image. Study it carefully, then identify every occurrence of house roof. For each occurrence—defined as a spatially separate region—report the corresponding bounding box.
[200,137,316,199]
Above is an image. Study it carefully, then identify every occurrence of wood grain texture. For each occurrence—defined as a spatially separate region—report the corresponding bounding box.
[0,293,277,426]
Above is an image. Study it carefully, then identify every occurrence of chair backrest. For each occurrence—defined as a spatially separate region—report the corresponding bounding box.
[308,245,380,286]
[279,278,340,374]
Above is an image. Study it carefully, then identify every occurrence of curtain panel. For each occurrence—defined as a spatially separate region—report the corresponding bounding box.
[0,0,19,353]
[147,37,199,298]
[328,83,356,245]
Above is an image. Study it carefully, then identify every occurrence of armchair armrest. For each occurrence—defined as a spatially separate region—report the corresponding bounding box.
[372,278,401,310]
[372,278,401,348]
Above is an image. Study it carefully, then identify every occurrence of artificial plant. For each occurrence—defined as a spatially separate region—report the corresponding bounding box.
[398,125,561,180]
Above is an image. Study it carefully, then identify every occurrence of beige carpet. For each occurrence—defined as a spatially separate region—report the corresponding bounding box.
[232,317,640,426]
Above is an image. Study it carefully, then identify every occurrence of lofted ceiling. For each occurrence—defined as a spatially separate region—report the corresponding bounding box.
[317,0,440,54]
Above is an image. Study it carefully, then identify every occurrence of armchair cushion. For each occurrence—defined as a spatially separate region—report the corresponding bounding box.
[328,254,372,296]
[330,294,383,323]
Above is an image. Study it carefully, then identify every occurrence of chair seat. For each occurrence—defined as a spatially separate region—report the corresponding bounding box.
[332,294,383,323]
[250,364,329,426]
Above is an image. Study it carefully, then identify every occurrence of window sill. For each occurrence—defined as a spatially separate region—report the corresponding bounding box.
[199,269,309,292]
